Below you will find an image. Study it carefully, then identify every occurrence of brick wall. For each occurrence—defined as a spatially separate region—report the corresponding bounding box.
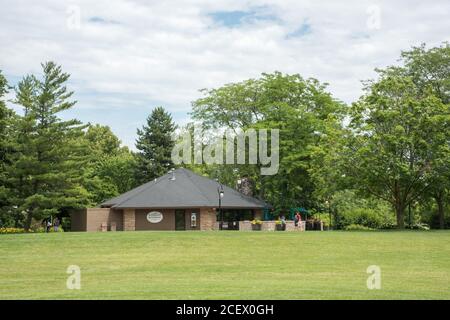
[84,208,123,232]
[200,208,217,231]
[123,209,135,231]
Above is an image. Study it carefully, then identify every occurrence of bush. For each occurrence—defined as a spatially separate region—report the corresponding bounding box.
[0,226,64,234]
[336,208,396,230]
[344,224,375,231]
[0,227,27,234]
[407,223,430,231]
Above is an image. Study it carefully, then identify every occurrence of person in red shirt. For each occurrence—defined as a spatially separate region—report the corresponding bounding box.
[295,212,302,228]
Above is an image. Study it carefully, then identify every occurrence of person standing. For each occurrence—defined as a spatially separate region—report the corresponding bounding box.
[280,214,286,231]
[53,217,60,232]
[295,212,302,228]
[46,219,52,233]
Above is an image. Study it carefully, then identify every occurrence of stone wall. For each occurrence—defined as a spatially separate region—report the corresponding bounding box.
[123,209,135,231]
[239,220,252,231]
[261,221,276,231]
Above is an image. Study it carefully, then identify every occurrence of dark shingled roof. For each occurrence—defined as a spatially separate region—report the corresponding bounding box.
[101,168,269,209]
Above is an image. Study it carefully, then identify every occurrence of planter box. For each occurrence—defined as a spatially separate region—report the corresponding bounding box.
[251,224,262,231]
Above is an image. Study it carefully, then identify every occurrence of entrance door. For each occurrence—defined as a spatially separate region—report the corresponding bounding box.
[175,210,186,230]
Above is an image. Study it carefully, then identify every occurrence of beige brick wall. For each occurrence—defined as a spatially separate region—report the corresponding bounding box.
[123,209,135,231]
[200,208,217,231]
[85,208,123,232]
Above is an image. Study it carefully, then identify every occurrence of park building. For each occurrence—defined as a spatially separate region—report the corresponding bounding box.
[71,168,270,232]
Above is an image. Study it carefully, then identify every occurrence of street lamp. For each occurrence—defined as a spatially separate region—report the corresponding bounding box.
[218,183,224,230]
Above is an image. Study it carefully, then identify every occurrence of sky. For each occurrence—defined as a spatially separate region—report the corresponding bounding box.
[0,0,449,149]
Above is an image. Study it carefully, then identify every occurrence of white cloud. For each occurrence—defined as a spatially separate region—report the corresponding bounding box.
[1,0,449,148]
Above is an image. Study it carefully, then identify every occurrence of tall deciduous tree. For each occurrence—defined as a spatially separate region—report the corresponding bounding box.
[10,62,90,230]
[348,71,448,228]
[400,43,450,228]
[191,72,344,212]
[83,124,137,204]
[135,106,176,184]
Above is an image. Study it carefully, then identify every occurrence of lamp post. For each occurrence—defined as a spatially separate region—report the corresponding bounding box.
[218,183,224,230]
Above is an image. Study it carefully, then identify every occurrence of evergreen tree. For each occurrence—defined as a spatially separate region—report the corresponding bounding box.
[135,106,176,183]
[0,71,19,226]
[10,62,90,230]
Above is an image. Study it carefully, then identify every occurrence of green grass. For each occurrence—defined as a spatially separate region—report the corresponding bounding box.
[1,231,450,299]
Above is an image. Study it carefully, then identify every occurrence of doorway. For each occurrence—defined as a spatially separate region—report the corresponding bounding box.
[175,210,186,230]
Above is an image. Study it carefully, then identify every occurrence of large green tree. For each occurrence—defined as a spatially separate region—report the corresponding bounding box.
[10,62,90,230]
[83,124,137,204]
[191,72,345,212]
[400,43,450,228]
[348,71,448,228]
[135,106,176,184]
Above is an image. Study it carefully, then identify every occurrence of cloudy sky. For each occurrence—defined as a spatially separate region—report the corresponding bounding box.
[0,0,449,148]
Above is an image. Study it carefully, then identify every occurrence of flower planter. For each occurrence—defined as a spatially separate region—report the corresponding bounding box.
[252,224,262,231]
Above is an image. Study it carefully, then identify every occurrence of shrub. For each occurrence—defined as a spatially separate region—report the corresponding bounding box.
[336,208,396,230]
[408,223,430,231]
[0,227,27,234]
[344,224,375,231]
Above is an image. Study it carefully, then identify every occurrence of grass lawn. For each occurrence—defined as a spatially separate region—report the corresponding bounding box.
[1,231,450,300]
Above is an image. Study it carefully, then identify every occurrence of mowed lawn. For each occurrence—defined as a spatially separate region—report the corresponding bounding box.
[1,231,450,299]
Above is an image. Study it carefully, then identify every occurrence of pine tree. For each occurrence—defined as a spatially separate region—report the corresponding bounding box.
[0,71,18,226]
[11,62,90,230]
[135,106,176,183]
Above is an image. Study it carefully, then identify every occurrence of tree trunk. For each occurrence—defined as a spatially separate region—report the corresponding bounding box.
[395,204,405,229]
[436,194,445,229]
[24,210,33,231]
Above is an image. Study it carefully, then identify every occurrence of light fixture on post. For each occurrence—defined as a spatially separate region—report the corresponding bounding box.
[218,183,224,230]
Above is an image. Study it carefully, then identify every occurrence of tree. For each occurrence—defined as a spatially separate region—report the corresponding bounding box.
[135,106,176,184]
[85,124,122,157]
[399,43,450,228]
[191,72,345,212]
[83,124,137,204]
[10,62,90,230]
[0,71,19,226]
[347,71,448,228]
